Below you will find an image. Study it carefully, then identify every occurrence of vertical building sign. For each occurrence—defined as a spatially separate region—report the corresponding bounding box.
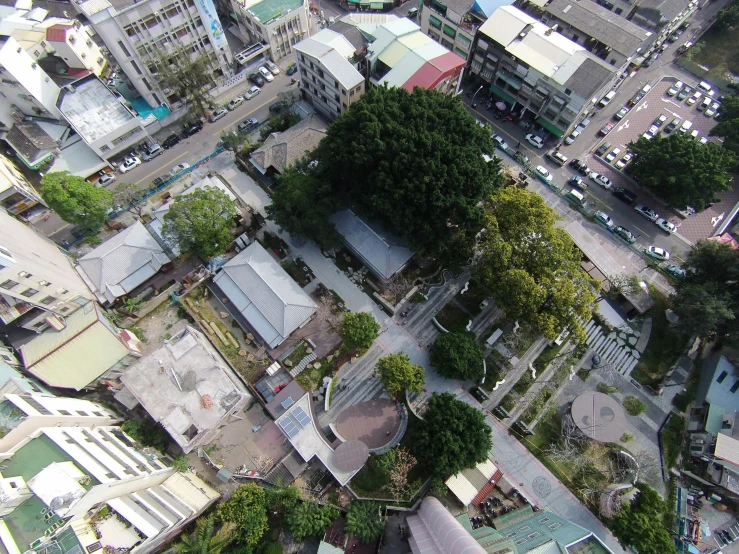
[196,0,229,51]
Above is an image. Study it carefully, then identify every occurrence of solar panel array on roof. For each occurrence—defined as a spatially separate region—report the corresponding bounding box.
[279,418,298,438]
[281,396,294,409]
[294,406,311,427]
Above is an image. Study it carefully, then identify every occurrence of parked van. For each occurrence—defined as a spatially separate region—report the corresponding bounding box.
[565,189,587,207]
[697,81,713,93]
[141,143,163,161]
[666,117,682,133]
[699,96,712,111]
[599,90,616,107]
[678,120,694,134]
[690,129,700,140]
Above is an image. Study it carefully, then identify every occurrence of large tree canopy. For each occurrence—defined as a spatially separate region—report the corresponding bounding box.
[273,86,501,262]
[217,483,268,546]
[40,171,112,230]
[626,134,737,210]
[610,484,676,554]
[709,95,739,155]
[339,312,380,350]
[412,392,492,478]
[155,48,217,118]
[430,332,484,381]
[162,186,237,260]
[377,353,425,397]
[285,501,338,541]
[671,240,739,340]
[345,502,384,544]
[473,188,598,343]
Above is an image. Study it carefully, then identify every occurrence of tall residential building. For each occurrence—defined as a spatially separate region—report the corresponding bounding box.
[419,0,501,61]
[0,210,94,328]
[0,153,45,218]
[0,421,219,554]
[470,6,617,138]
[73,0,234,110]
[231,0,311,62]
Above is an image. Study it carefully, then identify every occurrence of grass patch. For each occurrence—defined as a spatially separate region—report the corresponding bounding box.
[513,369,534,395]
[435,302,471,333]
[680,24,739,90]
[479,360,503,393]
[280,260,312,287]
[521,387,552,425]
[631,290,684,388]
[533,341,566,373]
[597,383,619,394]
[620,433,633,443]
[624,396,647,416]
[499,393,517,413]
[662,413,686,468]
[455,280,489,316]
[284,341,308,367]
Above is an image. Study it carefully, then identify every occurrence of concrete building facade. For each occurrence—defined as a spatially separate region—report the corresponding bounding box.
[0,153,45,217]
[419,0,499,61]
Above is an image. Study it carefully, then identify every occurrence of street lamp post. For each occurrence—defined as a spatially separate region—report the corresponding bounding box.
[471,84,483,108]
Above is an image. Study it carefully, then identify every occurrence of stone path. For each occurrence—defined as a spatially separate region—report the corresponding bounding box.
[482,336,550,409]
[583,319,641,377]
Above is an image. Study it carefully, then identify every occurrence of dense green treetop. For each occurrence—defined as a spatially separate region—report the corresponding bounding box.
[430,332,484,381]
[40,171,112,230]
[339,312,380,350]
[377,353,425,397]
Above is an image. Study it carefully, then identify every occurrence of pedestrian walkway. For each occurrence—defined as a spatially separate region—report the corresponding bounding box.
[583,319,640,377]
[482,336,550,409]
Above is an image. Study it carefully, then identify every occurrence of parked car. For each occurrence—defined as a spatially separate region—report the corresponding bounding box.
[265,61,280,75]
[269,101,288,114]
[119,157,141,173]
[653,114,668,127]
[686,91,702,106]
[227,96,244,111]
[665,264,686,279]
[646,246,670,261]
[643,124,660,140]
[599,91,616,107]
[615,152,633,169]
[568,175,587,189]
[613,187,637,204]
[699,136,709,145]
[183,120,203,137]
[614,106,630,120]
[634,204,659,221]
[258,66,274,82]
[677,85,693,101]
[97,172,116,186]
[535,165,553,183]
[238,118,258,132]
[169,163,190,176]
[667,81,684,96]
[643,53,659,67]
[546,150,568,166]
[600,122,615,136]
[209,108,228,122]
[286,63,298,75]
[614,226,636,243]
[665,117,682,133]
[525,134,544,148]
[589,171,612,189]
[655,218,677,233]
[249,73,265,87]
[705,102,720,117]
[141,144,163,161]
[564,129,581,145]
[570,158,590,173]
[492,134,509,150]
[605,147,621,163]
[162,134,181,149]
[596,143,612,157]
[244,85,261,100]
[594,211,614,229]
[699,96,712,111]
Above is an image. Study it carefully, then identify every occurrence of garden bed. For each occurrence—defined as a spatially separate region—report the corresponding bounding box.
[454,280,489,317]
[520,387,553,425]
[280,260,312,287]
[435,302,471,333]
[259,231,290,259]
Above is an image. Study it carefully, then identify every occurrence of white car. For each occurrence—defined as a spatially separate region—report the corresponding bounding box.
[698,136,708,145]
[643,125,660,140]
[667,81,683,96]
[605,147,621,163]
[265,61,280,75]
[244,86,261,100]
[525,134,544,148]
[170,163,190,176]
[564,129,581,145]
[227,96,244,111]
[655,218,677,233]
[634,204,659,222]
[594,211,614,229]
[646,246,670,261]
[589,171,612,189]
[535,165,553,183]
[705,102,720,117]
[97,172,116,186]
[615,152,633,169]
[258,66,274,82]
[686,91,702,106]
[492,134,509,151]
[119,157,141,173]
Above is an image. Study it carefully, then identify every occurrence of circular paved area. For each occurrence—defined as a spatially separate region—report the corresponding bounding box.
[571,391,627,443]
[336,398,401,449]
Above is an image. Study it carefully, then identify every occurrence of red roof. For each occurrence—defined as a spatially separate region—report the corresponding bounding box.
[708,233,739,250]
[402,52,466,92]
[428,51,466,73]
[471,469,504,506]
[46,25,71,43]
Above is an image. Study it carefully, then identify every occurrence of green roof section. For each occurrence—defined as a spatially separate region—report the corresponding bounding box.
[246,0,304,24]
[536,116,566,138]
[2,437,76,482]
[705,404,726,435]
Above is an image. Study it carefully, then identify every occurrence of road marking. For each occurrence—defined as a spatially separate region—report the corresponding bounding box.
[636,101,649,112]
[617,120,630,132]
[633,225,649,236]
[470,106,535,158]
[661,98,682,112]
[133,150,190,186]
[712,212,725,227]
[48,223,71,237]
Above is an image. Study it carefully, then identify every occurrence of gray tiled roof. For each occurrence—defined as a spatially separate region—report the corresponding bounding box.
[329,21,368,51]
[250,114,327,174]
[330,209,414,281]
[564,56,613,99]
[5,123,56,162]
[545,0,651,56]
[635,0,689,25]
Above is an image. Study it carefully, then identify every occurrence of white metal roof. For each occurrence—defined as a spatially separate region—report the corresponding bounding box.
[715,433,739,469]
[294,30,364,89]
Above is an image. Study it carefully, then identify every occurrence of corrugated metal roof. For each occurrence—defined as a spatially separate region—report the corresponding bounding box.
[317,542,344,554]
[407,497,487,554]
[294,32,364,89]
[445,472,481,506]
[379,41,411,69]
[19,304,131,390]
[715,434,739,468]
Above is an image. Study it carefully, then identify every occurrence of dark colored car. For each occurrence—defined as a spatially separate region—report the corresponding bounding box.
[162,134,181,149]
[249,73,265,87]
[613,187,637,204]
[569,158,589,174]
[286,63,298,75]
[183,120,203,137]
[269,101,287,114]
[613,226,636,244]
[595,142,611,156]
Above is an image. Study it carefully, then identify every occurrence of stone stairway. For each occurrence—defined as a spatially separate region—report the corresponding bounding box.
[584,320,640,377]
[289,353,317,377]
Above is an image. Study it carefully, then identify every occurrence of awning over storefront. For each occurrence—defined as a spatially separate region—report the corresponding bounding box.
[489,85,515,105]
[370,1,384,7]
[536,116,565,137]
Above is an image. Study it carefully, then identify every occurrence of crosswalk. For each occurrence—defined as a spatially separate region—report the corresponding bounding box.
[583,319,640,377]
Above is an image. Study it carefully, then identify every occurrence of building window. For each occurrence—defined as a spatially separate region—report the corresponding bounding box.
[165,6,180,17]
[455,48,467,58]
[118,40,131,57]
[58,410,71,416]
[77,411,88,416]
[21,288,38,297]
[571,34,579,43]
[124,25,137,37]
[429,16,442,30]
[0,279,18,289]
[143,16,158,29]
[142,78,153,92]
[152,93,161,105]
[130,60,142,75]
[39,296,55,305]
[443,25,456,38]
[100,144,110,153]
[457,34,471,47]
[350,89,354,96]
[93,411,105,417]
[615,7,623,14]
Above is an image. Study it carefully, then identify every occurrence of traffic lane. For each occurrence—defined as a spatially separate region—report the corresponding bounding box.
[468,104,540,160]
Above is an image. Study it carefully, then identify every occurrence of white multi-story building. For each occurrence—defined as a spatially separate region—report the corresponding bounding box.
[73,0,234,110]
[0,421,219,554]
[231,0,311,62]
[0,153,45,218]
[418,0,495,61]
